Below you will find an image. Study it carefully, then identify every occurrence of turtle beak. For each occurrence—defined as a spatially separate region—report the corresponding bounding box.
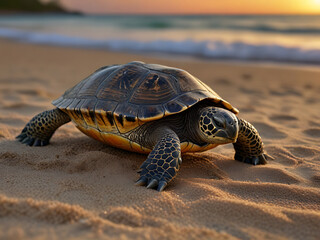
[227,126,238,143]
[215,129,238,143]
[226,117,239,143]
[214,114,239,143]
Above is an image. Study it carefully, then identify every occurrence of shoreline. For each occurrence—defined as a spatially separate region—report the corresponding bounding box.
[2,36,320,72]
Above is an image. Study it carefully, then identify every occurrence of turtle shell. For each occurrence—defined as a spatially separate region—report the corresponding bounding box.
[53,61,238,137]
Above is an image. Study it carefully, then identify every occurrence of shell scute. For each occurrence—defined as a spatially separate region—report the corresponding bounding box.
[79,99,97,128]
[96,64,149,101]
[164,100,187,115]
[114,103,139,133]
[78,67,116,98]
[94,100,118,133]
[129,72,178,105]
[170,70,208,93]
[138,105,165,122]
[65,65,118,99]
[55,98,73,109]
[65,98,83,125]
[174,93,199,107]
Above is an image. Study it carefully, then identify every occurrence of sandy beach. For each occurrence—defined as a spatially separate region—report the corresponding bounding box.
[0,38,320,239]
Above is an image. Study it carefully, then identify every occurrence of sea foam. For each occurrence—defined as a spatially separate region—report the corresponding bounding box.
[1,27,320,64]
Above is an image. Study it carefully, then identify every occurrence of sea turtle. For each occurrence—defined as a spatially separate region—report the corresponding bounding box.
[17,61,268,191]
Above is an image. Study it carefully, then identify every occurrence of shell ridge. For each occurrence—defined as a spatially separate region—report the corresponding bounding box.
[91,99,99,131]
[93,65,121,97]
[80,99,97,127]
[73,99,88,128]
[111,102,121,133]
[126,69,151,101]
[62,77,87,99]
[129,70,179,106]
[157,71,180,96]
[167,74,182,95]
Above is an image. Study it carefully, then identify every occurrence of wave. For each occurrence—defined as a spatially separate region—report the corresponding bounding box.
[1,27,320,64]
[2,15,320,35]
[228,24,320,34]
[111,18,320,34]
[125,20,320,34]
[92,15,320,34]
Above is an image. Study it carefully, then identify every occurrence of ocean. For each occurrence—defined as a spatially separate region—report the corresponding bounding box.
[1,14,320,64]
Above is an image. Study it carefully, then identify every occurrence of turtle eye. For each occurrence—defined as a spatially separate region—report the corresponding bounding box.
[213,117,225,128]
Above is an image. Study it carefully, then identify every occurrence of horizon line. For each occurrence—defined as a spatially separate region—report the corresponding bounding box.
[74,12,320,16]
[2,10,320,16]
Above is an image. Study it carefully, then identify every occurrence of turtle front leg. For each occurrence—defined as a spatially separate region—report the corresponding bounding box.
[233,118,268,165]
[136,128,182,192]
[16,108,71,146]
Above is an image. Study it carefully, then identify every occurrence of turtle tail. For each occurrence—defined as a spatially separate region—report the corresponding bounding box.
[16,108,71,146]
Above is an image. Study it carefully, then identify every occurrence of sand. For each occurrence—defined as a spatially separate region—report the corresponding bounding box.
[0,38,320,240]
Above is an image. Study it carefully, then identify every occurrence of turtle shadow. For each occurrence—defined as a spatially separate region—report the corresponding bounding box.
[3,136,228,185]
[52,137,229,180]
[180,153,228,180]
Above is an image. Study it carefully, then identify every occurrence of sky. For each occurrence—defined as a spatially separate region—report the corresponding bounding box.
[59,0,320,15]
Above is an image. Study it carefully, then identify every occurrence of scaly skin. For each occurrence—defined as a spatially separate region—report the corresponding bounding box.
[16,108,71,146]
[136,127,182,191]
[233,118,267,165]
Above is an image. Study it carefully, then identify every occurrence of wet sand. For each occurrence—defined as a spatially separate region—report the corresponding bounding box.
[0,38,320,239]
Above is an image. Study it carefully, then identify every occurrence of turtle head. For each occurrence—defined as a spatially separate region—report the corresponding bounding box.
[198,107,239,144]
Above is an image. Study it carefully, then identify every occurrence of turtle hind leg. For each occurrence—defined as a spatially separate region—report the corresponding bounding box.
[16,108,71,147]
[136,128,182,192]
[233,118,268,165]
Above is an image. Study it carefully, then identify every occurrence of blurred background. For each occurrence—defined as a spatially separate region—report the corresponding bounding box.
[1,0,320,64]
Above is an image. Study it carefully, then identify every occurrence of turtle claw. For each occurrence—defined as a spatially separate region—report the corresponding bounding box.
[136,177,168,191]
[136,176,169,191]
[259,154,268,164]
[252,156,259,166]
[146,179,158,189]
[264,153,274,161]
[16,132,49,147]
[157,181,167,192]
[21,135,36,146]
[34,139,43,147]
[21,136,32,145]
[135,176,148,186]
[16,133,26,141]
[235,153,268,165]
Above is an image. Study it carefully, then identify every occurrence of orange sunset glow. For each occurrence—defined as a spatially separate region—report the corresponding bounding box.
[60,0,320,14]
